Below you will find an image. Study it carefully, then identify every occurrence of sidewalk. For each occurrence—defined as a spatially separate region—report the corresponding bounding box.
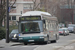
[0,39,22,48]
[34,40,75,50]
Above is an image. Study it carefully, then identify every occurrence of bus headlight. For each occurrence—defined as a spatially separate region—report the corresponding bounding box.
[39,37,44,38]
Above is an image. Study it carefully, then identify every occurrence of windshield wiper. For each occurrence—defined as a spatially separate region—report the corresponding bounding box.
[28,32,40,33]
[22,32,28,34]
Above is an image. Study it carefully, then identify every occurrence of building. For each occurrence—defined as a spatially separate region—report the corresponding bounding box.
[2,0,75,26]
[59,0,75,24]
[9,0,40,25]
[40,0,75,24]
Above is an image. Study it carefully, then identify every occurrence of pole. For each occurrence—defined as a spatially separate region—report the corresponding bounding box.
[67,0,70,8]
[71,0,72,8]
[6,0,9,43]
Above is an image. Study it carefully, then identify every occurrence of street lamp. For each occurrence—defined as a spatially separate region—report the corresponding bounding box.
[6,0,9,43]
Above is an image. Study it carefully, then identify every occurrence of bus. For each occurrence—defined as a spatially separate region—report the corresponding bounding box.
[18,11,59,45]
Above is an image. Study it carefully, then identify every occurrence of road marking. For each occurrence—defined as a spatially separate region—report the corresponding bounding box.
[34,46,41,50]
[5,45,39,48]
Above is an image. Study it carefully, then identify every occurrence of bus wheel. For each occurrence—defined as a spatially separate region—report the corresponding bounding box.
[51,40,56,43]
[44,42,47,44]
[24,42,27,45]
[53,40,56,43]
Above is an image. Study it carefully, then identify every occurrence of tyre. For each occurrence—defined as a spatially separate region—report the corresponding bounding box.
[51,40,56,43]
[44,41,47,44]
[53,40,56,43]
[24,42,27,45]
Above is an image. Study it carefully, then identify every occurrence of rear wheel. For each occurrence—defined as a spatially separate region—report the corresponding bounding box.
[53,40,56,43]
[51,40,56,43]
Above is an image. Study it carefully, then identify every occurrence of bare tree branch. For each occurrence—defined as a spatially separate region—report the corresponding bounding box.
[11,0,16,7]
[0,0,16,27]
[9,0,16,7]
[34,3,40,10]
[32,0,36,10]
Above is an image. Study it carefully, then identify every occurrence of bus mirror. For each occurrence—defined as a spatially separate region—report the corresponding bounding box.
[43,20,45,23]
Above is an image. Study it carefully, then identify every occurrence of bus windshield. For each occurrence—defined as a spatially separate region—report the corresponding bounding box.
[21,21,43,33]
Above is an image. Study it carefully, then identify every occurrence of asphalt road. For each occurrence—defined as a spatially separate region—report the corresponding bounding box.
[0,33,75,50]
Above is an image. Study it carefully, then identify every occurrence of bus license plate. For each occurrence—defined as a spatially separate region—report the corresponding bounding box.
[28,40,34,42]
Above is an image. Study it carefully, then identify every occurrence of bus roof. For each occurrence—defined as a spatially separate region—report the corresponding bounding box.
[22,11,51,16]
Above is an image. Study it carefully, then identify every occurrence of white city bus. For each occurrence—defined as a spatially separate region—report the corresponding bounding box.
[18,11,59,45]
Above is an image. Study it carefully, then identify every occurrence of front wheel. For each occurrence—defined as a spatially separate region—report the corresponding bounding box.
[24,42,27,45]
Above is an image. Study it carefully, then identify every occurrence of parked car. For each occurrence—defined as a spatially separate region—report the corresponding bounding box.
[59,28,69,36]
[9,29,19,42]
[68,24,75,33]
[68,27,74,33]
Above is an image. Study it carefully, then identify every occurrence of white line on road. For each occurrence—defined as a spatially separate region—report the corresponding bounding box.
[34,46,41,50]
[5,45,39,48]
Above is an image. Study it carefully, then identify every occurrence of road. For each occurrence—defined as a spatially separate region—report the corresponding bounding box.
[0,33,75,50]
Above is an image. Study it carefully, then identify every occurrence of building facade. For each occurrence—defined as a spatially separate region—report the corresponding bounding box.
[9,0,40,25]
[2,0,75,26]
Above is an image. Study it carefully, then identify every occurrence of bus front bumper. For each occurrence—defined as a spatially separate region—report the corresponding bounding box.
[18,36,48,43]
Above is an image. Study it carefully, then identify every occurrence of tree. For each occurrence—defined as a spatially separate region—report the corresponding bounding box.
[0,0,6,27]
[0,0,16,27]
[32,0,40,10]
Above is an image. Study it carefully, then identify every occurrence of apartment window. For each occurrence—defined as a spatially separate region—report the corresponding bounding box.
[23,4,33,9]
[12,16,16,20]
[9,16,16,20]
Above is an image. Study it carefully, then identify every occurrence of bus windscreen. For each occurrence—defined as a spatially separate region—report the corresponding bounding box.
[21,21,43,33]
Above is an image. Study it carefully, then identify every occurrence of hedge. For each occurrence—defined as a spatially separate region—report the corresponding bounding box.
[0,25,18,40]
[0,27,6,40]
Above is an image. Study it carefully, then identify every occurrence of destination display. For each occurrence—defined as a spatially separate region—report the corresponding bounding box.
[19,16,41,21]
